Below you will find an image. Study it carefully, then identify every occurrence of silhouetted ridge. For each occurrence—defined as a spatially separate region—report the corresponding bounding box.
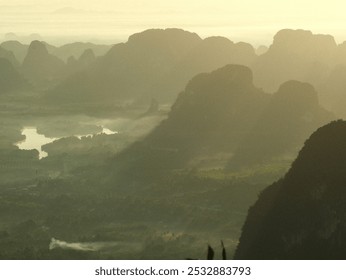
[64,48,97,76]
[228,80,334,167]
[127,28,201,52]
[235,120,346,259]
[286,120,346,186]
[0,41,28,63]
[272,29,336,54]
[78,49,96,64]
[252,29,337,92]
[22,40,65,87]
[47,28,257,107]
[48,28,202,104]
[27,40,49,55]
[0,46,19,68]
[185,64,253,92]
[110,65,269,181]
[174,37,256,87]
[0,58,27,93]
[49,42,111,62]
[165,64,265,143]
[275,80,318,106]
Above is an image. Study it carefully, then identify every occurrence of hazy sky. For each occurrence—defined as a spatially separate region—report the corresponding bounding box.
[1,0,346,45]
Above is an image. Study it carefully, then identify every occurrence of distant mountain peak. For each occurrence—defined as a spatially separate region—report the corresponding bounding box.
[185,64,254,94]
[272,29,337,51]
[22,40,65,86]
[275,80,319,107]
[27,40,49,56]
[0,57,27,93]
[127,28,201,48]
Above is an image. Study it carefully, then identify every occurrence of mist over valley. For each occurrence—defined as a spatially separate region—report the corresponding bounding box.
[1,25,346,259]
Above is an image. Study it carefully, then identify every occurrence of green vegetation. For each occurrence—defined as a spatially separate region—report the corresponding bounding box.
[1,27,345,260]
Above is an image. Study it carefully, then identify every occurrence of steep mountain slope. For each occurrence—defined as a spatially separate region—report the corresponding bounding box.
[0,46,19,68]
[235,120,346,259]
[252,29,336,92]
[172,36,256,88]
[0,58,27,94]
[228,80,334,167]
[0,41,28,63]
[47,28,257,106]
[110,64,269,181]
[22,41,65,87]
[50,42,111,62]
[65,49,97,76]
[320,64,346,118]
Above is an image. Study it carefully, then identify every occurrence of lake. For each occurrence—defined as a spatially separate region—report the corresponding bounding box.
[16,126,118,159]
[16,128,57,159]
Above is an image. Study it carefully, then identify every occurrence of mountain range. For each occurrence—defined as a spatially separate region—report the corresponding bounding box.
[2,28,346,119]
[108,65,334,182]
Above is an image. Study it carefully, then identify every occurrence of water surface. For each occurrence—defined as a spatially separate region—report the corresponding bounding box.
[16,128,57,159]
[16,126,118,159]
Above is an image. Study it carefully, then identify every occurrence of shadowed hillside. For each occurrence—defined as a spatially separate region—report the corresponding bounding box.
[235,120,346,259]
[0,58,27,94]
[22,41,65,88]
[1,41,28,63]
[46,28,257,106]
[49,42,111,62]
[228,80,334,168]
[109,64,270,182]
[252,29,336,92]
[0,46,19,68]
[65,48,97,76]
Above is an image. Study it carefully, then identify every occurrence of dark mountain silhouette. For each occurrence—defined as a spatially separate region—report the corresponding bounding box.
[65,49,97,75]
[50,42,111,62]
[76,48,96,63]
[252,29,336,92]
[234,120,346,259]
[41,41,59,56]
[48,28,201,103]
[46,28,257,106]
[0,41,28,63]
[173,36,256,86]
[110,65,269,181]
[22,40,65,87]
[1,39,110,63]
[228,80,334,167]
[0,58,27,93]
[330,40,346,66]
[0,46,19,68]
